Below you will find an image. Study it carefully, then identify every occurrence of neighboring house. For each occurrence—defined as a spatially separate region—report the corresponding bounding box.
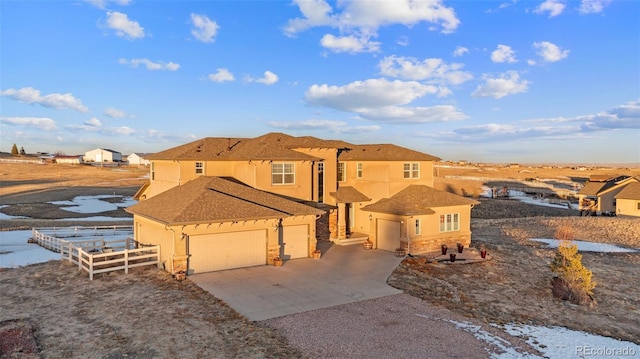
[84,148,122,163]
[130,132,479,275]
[577,175,639,215]
[127,153,153,166]
[614,182,640,217]
[54,155,83,164]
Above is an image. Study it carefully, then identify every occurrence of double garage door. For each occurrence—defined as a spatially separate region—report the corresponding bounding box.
[377,219,401,251]
[189,225,309,273]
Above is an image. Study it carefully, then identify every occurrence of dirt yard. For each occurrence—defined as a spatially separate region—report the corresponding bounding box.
[2,162,639,357]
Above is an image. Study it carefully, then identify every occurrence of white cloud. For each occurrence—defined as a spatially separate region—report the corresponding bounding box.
[1,87,89,113]
[268,119,381,134]
[106,11,144,39]
[85,0,131,9]
[320,34,380,53]
[208,68,235,83]
[118,58,180,71]
[305,78,437,112]
[190,13,219,43]
[0,116,57,131]
[396,36,410,46]
[534,0,566,17]
[491,44,517,63]
[533,41,569,62]
[579,0,612,14]
[284,0,460,36]
[85,117,102,127]
[108,126,135,135]
[255,71,279,85]
[453,46,469,57]
[104,107,129,118]
[357,105,468,124]
[378,55,473,86]
[472,71,530,99]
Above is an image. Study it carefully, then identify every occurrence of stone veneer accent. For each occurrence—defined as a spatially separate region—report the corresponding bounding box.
[409,232,472,254]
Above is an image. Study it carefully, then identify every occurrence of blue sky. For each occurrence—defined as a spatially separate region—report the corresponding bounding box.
[1,0,638,164]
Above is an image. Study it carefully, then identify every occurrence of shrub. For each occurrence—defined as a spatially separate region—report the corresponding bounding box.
[549,230,596,305]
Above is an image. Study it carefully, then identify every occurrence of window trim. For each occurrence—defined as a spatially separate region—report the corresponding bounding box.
[439,213,460,232]
[337,162,346,182]
[195,161,204,175]
[403,162,420,179]
[356,162,363,178]
[272,162,295,185]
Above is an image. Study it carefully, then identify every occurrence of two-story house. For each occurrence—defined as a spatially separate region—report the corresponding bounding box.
[577,175,639,215]
[127,133,479,275]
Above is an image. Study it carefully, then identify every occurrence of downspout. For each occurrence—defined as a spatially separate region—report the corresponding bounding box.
[165,225,176,273]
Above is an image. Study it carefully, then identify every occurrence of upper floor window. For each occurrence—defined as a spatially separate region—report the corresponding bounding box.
[272,163,295,185]
[415,219,421,235]
[195,162,204,175]
[337,162,346,182]
[403,163,420,179]
[439,213,460,232]
[357,163,363,178]
[151,162,155,180]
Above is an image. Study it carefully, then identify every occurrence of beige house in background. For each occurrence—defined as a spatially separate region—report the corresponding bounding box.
[83,148,122,163]
[130,132,479,275]
[577,175,638,215]
[614,182,640,217]
[127,152,153,166]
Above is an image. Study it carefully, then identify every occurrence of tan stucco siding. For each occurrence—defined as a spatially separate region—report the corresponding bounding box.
[617,198,640,217]
[341,160,435,201]
[134,214,319,274]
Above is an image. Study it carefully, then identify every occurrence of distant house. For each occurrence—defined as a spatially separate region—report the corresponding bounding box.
[577,175,638,215]
[614,182,640,217]
[127,153,153,166]
[54,155,83,164]
[84,148,122,163]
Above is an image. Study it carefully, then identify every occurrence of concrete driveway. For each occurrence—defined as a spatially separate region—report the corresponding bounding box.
[189,242,403,321]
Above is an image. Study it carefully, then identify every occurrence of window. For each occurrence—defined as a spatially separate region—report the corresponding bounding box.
[195,162,204,175]
[357,163,363,178]
[637,202,640,211]
[403,162,420,179]
[272,163,295,184]
[439,213,460,232]
[337,162,346,182]
[151,162,155,181]
[415,219,421,235]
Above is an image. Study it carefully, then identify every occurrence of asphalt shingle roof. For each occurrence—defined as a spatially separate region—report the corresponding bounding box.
[329,186,372,203]
[362,185,479,216]
[615,182,640,200]
[147,132,440,162]
[126,176,324,225]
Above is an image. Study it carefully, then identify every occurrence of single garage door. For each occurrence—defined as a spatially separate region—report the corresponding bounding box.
[282,225,309,259]
[189,230,267,273]
[377,219,401,251]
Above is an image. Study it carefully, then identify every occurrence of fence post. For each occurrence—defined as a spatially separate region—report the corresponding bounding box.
[124,249,129,274]
[157,245,161,269]
[89,251,94,280]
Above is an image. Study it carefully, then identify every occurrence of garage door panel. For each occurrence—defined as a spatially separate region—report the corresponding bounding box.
[190,230,267,273]
[282,225,309,259]
[377,219,401,252]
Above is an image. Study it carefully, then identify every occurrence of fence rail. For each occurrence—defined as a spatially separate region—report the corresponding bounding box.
[32,228,159,280]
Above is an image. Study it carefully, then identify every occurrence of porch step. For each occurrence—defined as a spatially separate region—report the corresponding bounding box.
[332,235,369,246]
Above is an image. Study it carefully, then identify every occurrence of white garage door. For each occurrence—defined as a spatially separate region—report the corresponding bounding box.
[189,230,267,273]
[377,219,401,251]
[282,225,309,259]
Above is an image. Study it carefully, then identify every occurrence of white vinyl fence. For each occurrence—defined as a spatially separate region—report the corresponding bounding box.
[31,227,160,280]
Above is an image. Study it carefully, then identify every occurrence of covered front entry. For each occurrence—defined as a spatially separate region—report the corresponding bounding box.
[189,230,267,273]
[282,225,309,259]
[377,219,401,251]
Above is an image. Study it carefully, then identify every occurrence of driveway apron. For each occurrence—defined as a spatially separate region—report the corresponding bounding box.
[189,243,404,321]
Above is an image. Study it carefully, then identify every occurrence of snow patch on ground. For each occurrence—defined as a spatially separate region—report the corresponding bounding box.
[529,238,637,253]
[50,195,137,214]
[0,230,60,268]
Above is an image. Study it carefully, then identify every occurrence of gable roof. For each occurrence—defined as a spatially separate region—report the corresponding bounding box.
[615,182,640,200]
[126,176,324,225]
[338,144,440,161]
[329,186,371,203]
[362,185,479,216]
[578,175,636,196]
[148,132,439,162]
